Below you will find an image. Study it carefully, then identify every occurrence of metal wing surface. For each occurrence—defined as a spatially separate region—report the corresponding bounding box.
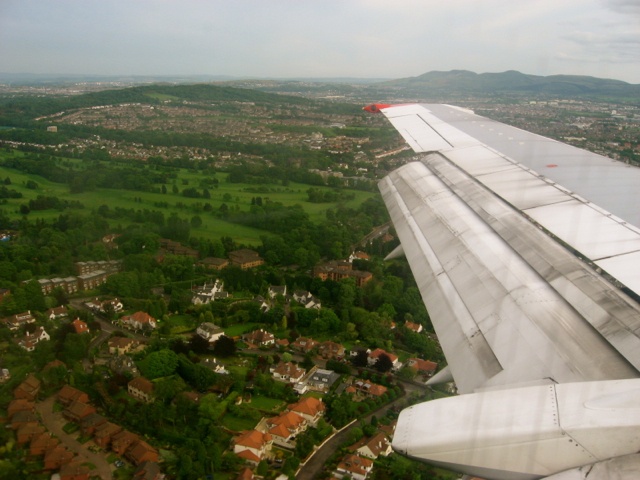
[377,104,640,394]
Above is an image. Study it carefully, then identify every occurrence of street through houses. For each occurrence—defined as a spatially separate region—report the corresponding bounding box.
[35,396,114,479]
[296,379,430,479]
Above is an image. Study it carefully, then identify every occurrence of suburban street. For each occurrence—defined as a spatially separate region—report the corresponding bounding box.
[36,396,114,479]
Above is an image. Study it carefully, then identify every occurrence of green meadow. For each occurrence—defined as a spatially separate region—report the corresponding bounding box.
[0,149,376,244]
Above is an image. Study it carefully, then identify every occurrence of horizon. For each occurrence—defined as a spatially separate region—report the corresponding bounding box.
[1,1,639,84]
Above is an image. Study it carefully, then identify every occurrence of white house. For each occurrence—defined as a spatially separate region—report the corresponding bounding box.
[196,322,224,343]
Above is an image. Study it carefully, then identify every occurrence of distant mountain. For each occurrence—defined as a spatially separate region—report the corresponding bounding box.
[381,70,640,99]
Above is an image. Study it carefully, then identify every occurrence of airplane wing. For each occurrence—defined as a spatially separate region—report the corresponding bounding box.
[370,103,640,479]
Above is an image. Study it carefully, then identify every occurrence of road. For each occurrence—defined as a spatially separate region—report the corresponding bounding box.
[36,396,114,479]
[296,379,427,480]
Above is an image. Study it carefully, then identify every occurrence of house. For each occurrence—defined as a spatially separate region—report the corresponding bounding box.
[9,410,38,430]
[30,431,59,456]
[2,310,35,331]
[292,290,321,309]
[268,284,287,299]
[318,341,345,359]
[59,462,90,480]
[47,305,69,321]
[368,348,401,370]
[18,326,50,351]
[16,423,46,445]
[406,358,438,377]
[125,439,159,465]
[133,461,163,480]
[229,249,264,269]
[202,357,229,375]
[71,318,90,334]
[8,398,35,418]
[0,368,10,383]
[14,374,41,401]
[58,385,89,407]
[349,380,387,399]
[63,401,96,423]
[335,454,374,480]
[271,362,306,384]
[197,257,229,271]
[291,336,318,353]
[128,376,154,403]
[80,412,107,437]
[313,261,373,287]
[233,430,273,464]
[93,422,122,449]
[109,355,140,377]
[85,297,123,314]
[349,251,371,263]
[236,467,255,480]
[192,279,228,305]
[243,329,275,348]
[43,444,74,470]
[288,397,325,426]
[121,311,157,331]
[306,368,340,393]
[108,336,139,355]
[196,322,224,343]
[350,432,393,459]
[266,411,307,446]
[405,320,423,333]
[112,429,140,455]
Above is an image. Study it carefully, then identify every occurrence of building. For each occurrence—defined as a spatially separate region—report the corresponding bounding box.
[271,362,305,384]
[196,322,224,344]
[335,454,374,480]
[350,432,393,459]
[233,430,273,464]
[197,257,229,271]
[229,249,264,270]
[18,326,50,351]
[58,385,89,407]
[266,411,307,447]
[126,439,159,465]
[268,285,287,299]
[2,311,36,331]
[108,337,139,355]
[63,401,96,423]
[47,306,69,321]
[128,377,154,403]
[292,290,321,309]
[243,329,275,348]
[318,341,345,359]
[368,348,401,370]
[291,336,318,353]
[313,261,373,287]
[71,318,90,335]
[406,358,438,377]
[287,397,326,426]
[192,279,228,305]
[121,311,157,331]
[306,368,340,393]
[14,374,41,401]
[405,320,423,333]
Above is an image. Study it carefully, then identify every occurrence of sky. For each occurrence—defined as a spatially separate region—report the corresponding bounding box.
[1,0,639,83]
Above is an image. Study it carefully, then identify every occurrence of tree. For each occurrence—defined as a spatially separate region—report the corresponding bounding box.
[140,349,179,379]
[212,335,236,357]
[375,353,393,373]
[352,349,369,368]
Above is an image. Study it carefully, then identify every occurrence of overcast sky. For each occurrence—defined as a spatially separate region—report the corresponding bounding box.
[1,0,639,83]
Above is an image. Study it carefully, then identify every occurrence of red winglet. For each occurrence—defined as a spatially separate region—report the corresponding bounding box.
[363,103,394,113]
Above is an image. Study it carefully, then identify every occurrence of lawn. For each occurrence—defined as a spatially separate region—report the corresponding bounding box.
[221,414,258,432]
[223,323,258,337]
[0,151,377,244]
[249,395,285,412]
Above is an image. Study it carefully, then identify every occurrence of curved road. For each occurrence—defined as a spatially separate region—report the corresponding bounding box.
[36,396,114,479]
[296,380,428,480]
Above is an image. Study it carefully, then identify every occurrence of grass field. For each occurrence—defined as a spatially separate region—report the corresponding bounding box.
[0,149,376,244]
[249,395,285,412]
[221,414,258,431]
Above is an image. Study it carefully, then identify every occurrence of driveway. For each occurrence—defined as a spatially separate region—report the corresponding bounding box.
[36,396,114,479]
